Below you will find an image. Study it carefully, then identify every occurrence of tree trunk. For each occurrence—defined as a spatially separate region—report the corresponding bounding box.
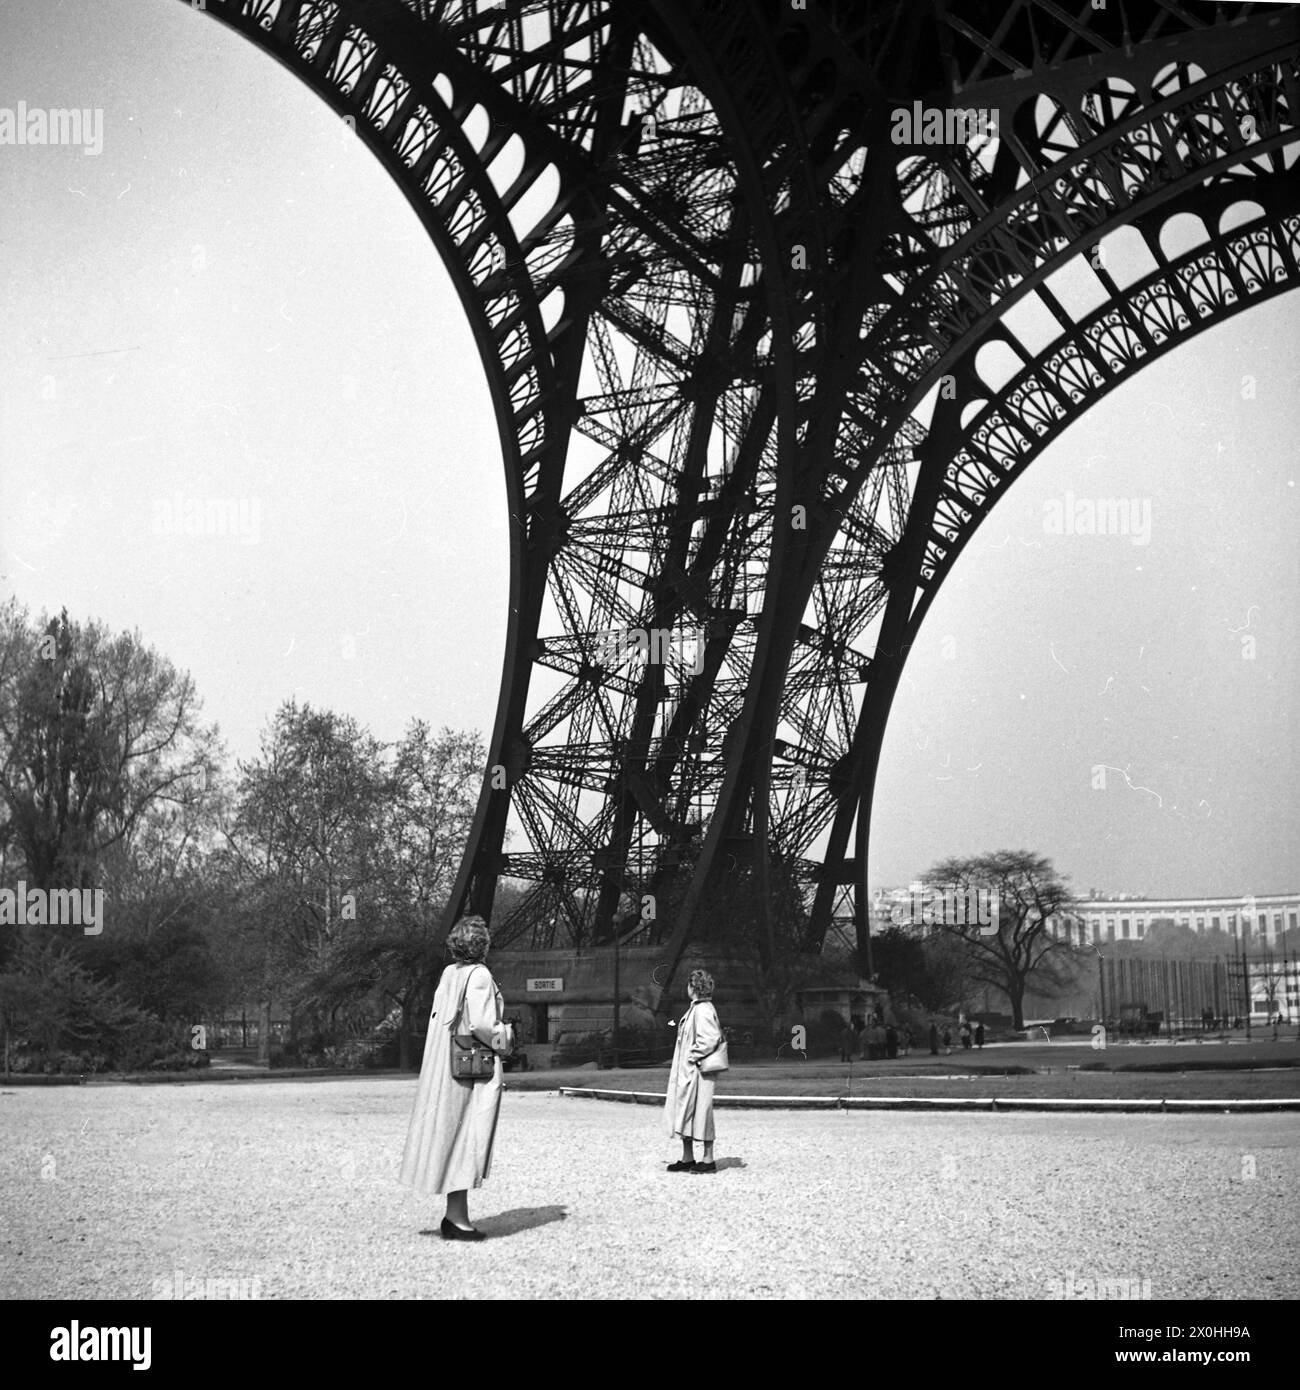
[398,1004,412,1072]
[256,1000,271,1064]
[1009,981,1026,1031]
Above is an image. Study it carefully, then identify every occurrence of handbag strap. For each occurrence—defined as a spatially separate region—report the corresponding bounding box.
[689,1000,725,1058]
[704,1015,726,1058]
[447,964,483,1037]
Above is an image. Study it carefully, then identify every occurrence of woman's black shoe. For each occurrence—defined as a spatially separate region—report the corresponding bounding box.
[692,1161,717,1174]
[441,1218,486,1241]
[666,1160,697,1172]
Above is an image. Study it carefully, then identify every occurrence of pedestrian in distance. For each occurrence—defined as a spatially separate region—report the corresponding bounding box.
[665,968,725,1174]
[928,1021,939,1055]
[399,915,514,1241]
[942,1025,952,1056]
[960,1018,973,1049]
[975,1021,985,1049]
[885,1023,899,1059]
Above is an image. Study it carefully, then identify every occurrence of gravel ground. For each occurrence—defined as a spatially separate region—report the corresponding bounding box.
[2,1078,1296,1300]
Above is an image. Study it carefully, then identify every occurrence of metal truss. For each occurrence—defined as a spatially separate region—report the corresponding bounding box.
[185,0,1300,996]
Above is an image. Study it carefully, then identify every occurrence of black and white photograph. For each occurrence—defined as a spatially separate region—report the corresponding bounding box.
[1,0,1297,1346]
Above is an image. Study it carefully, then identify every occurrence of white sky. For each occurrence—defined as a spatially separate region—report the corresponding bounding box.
[1,0,1296,900]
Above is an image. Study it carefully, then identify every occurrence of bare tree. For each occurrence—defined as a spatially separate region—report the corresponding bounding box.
[926,850,1085,1029]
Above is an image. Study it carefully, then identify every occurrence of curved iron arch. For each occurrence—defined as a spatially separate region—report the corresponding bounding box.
[171,0,1298,995]
[183,0,603,933]
[806,193,1300,951]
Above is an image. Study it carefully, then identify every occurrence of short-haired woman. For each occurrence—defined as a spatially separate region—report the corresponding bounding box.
[400,915,513,1239]
[664,968,722,1174]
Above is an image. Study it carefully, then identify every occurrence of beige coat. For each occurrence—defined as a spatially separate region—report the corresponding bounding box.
[400,963,513,1195]
[664,999,722,1141]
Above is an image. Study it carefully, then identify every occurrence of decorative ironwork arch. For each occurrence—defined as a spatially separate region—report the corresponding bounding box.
[181,0,1300,1003]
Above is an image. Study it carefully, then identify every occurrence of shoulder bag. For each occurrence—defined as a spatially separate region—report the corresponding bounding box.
[448,965,497,1081]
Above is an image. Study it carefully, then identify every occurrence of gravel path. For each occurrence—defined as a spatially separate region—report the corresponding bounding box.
[2,1078,1295,1300]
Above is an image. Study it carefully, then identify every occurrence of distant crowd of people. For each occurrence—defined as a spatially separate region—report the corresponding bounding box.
[1198,1008,1289,1032]
[924,1018,984,1054]
[838,1014,989,1061]
[840,1020,914,1060]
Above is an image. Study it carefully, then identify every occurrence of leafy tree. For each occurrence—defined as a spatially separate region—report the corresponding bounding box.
[82,919,225,1027]
[73,741,232,1024]
[0,601,217,900]
[295,724,485,1067]
[224,701,390,1046]
[862,925,972,1015]
[0,938,162,1076]
[868,927,929,1002]
[925,850,1085,1029]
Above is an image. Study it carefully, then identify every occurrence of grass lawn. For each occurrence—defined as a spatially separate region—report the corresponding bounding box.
[35,1033,1296,1102]
[503,1037,1300,1101]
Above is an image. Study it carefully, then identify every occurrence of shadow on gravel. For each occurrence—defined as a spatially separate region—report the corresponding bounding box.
[475,1205,569,1238]
[714,1157,746,1172]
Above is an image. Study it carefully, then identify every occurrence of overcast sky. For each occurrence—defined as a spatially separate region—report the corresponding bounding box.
[2,0,1296,900]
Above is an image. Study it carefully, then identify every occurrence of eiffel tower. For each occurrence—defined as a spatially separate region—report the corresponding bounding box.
[187,0,1300,1001]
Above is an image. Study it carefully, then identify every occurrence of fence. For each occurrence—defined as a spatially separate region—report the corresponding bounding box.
[1099,954,1298,1030]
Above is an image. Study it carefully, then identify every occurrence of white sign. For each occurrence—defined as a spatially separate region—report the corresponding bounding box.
[526,977,563,993]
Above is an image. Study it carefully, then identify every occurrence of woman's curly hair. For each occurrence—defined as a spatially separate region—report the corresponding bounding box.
[688,968,715,1000]
[446,915,492,964]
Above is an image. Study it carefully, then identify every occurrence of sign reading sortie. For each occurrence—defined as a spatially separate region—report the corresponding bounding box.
[525,978,564,994]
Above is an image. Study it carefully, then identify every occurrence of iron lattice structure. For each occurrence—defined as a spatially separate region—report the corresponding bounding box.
[189,0,1300,993]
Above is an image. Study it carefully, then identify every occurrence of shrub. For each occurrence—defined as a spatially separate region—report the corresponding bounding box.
[322,1040,379,1069]
[270,1044,328,1069]
[112,1017,173,1073]
[146,1050,210,1072]
[366,1034,402,1068]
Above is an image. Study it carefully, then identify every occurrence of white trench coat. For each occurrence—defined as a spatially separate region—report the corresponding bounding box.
[400,963,513,1196]
[664,999,722,1142]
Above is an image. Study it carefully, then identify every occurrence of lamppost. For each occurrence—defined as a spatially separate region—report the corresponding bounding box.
[612,922,621,1069]
[1096,947,1106,1029]
[1240,934,1252,1040]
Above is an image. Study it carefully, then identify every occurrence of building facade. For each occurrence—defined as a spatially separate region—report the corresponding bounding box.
[871,886,1300,1023]
[1047,893,1300,950]
[871,885,1300,950]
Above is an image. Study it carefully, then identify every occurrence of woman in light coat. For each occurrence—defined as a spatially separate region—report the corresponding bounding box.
[664,968,723,1174]
[400,915,513,1240]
